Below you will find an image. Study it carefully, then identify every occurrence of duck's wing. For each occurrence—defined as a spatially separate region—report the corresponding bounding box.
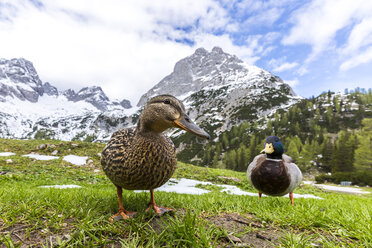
[101,127,137,165]
[282,154,293,163]
[246,154,266,183]
[283,155,303,192]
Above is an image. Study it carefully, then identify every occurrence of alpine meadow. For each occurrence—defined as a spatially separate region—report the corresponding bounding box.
[1,46,371,247]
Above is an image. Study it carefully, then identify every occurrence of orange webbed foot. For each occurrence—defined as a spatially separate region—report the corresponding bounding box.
[145,203,173,215]
[109,209,137,222]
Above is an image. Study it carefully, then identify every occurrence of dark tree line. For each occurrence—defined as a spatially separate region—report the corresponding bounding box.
[196,89,372,177]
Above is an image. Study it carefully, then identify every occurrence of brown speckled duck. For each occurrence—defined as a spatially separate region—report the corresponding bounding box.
[247,136,302,205]
[101,94,210,221]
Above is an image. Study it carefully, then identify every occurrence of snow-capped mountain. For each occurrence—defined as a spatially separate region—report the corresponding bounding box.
[138,47,301,136]
[0,48,300,142]
[0,58,44,103]
[0,58,134,140]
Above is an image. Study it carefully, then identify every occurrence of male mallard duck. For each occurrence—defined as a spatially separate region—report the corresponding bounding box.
[101,94,210,221]
[246,136,302,205]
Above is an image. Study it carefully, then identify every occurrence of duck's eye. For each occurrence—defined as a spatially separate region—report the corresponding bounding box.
[163,99,170,104]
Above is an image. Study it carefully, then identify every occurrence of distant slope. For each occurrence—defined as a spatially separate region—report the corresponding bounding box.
[0,58,134,140]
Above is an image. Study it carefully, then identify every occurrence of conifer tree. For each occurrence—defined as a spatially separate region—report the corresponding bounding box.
[287,138,300,162]
[354,119,372,171]
[321,137,333,171]
[331,130,356,172]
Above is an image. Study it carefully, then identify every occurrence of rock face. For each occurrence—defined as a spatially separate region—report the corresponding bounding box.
[120,99,132,109]
[138,47,300,134]
[62,86,114,111]
[138,47,245,106]
[0,58,43,102]
[42,82,59,97]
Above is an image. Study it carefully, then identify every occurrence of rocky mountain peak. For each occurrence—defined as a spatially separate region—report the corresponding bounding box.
[120,99,132,109]
[137,47,261,106]
[0,58,44,102]
[42,82,58,97]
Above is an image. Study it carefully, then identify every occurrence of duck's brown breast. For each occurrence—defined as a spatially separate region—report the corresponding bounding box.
[250,159,290,196]
[101,128,177,190]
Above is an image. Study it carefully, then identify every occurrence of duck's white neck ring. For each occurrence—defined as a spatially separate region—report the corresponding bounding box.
[266,158,282,162]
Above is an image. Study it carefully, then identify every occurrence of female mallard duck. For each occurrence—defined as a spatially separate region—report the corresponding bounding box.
[101,94,210,221]
[247,136,302,205]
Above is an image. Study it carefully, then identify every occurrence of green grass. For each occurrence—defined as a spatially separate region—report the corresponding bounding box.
[0,138,371,247]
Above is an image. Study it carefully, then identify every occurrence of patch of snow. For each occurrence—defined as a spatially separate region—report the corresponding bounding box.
[303,181,315,185]
[291,193,323,199]
[136,178,212,195]
[220,185,258,196]
[219,184,322,199]
[314,184,370,194]
[23,153,59,160]
[38,184,82,189]
[63,155,88,166]
[136,178,323,199]
[0,152,16,156]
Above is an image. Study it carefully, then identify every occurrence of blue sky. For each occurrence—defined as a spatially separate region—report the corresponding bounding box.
[0,0,371,104]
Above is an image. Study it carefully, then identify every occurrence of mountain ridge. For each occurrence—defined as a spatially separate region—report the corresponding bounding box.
[0,48,299,142]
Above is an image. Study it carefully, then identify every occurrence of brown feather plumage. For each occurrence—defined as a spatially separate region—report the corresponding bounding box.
[101,127,177,190]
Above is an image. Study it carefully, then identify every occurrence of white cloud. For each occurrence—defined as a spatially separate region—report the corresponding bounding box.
[338,16,372,70]
[282,0,372,62]
[269,57,298,73]
[0,0,260,105]
[342,17,372,54]
[284,78,299,87]
[273,62,298,72]
[340,46,372,71]
[296,66,309,76]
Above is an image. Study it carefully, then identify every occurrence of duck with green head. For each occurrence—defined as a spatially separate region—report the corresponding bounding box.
[247,136,302,205]
[101,94,210,221]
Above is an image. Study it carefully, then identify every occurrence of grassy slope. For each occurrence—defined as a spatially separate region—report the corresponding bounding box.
[0,139,371,247]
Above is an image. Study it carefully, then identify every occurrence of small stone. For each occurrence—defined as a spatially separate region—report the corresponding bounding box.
[97,153,102,157]
[87,159,93,164]
[4,148,9,152]
[94,169,100,173]
[217,176,241,182]
[71,143,78,147]
[36,144,47,150]
[224,234,242,243]
[51,150,58,155]
[6,159,13,164]
[49,144,56,149]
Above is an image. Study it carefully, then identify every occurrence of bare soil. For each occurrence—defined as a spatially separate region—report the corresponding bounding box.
[0,218,74,248]
[206,212,282,247]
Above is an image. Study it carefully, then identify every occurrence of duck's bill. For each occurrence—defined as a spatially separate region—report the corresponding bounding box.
[173,116,210,140]
[261,143,274,154]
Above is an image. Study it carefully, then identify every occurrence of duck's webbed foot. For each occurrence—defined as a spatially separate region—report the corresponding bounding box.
[145,189,174,215]
[109,208,137,222]
[145,203,173,215]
